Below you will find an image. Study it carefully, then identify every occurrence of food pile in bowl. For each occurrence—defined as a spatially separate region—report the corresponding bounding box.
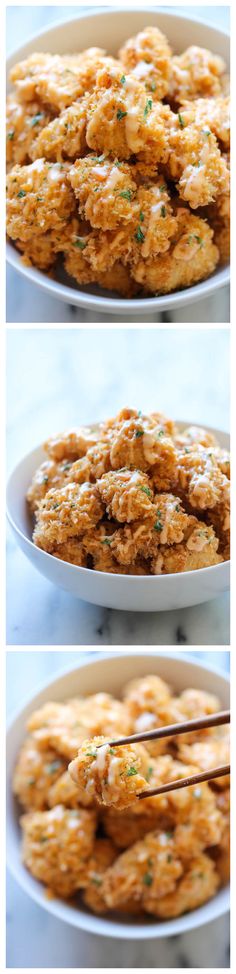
[13,674,230,917]
[6,26,230,297]
[26,407,230,575]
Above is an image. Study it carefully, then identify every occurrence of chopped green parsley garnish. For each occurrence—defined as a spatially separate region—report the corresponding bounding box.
[139,211,145,222]
[30,112,45,127]
[146,766,154,782]
[74,237,87,250]
[165,831,173,839]
[135,428,144,437]
[102,537,112,545]
[28,777,36,786]
[143,872,153,886]
[167,854,173,863]
[139,486,151,497]
[135,226,145,243]
[109,748,115,755]
[159,184,166,192]
[154,519,162,532]
[46,760,62,775]
[161,205,166,218]
[120,75,126,85]
[150,80,156,92]
[178,112,185,128]
[126,766,138,776]
[17,190,26,198]
[86,748,98,758]
[175,504,180,512]
[119,189,133,201]
[144,97,153,118]
[7,130,15,140]
[117,108,127,120]
[42,475,48,484]
[52,503,59,510]
[91,874,102,886]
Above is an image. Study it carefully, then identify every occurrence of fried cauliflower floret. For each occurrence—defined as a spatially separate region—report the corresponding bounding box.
[13,738,66,810]
[155,853,219,918]
[27,699,88,759]
[48,770,82,809]
[44,424,100,461]
[152,523,222,574]
[69,156,137,230]
[9,50,121,111]
[128,182,177,261]
[26,459,70,513]
[102,803,171,850]
[175,425,217,450]
[86,66,168,162]
[31,99,88,162]
[15,232,59,270]
[97,469,154,522]
[82,525,126,574]
[119,26,171,100]
[97,261,138,297]
[168,46,226,103]
[169,782,223,860]
[32,482,103,551]
[177,444,230,511]
[69,736,149,809]
[178,729,230,790]
[167,118,229,209]
[132,207,219,293]
[6,159,75,243]
[6,94,53,168]
[102,830,183,910]
[52,538,88,568]
[179,96,230,148]
[108,411,177,481]
[21,804,97,898]
[82,838,117,914]
[110,496,195,567]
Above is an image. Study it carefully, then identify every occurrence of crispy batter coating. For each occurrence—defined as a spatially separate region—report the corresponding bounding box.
[179,96,230,148]
[168,46,226,103]
[177,444,230,511]
[27,699,88,758]
[97,469,154,522]
[86,66,169,162]
[31,99,88,162]
[44,425,100,461]
[155,853,219,917]
[152,525,222,574]
[9,50,122,111]
[48,770,83,809]
[131,207,219,293]
[21,804,97,897]
[6,159,75,243]
[102,830,183,909]
[167,117,229,209]
[33,482,103,551]
[119,26,171,100]
[6,94,53,168]
[27,459,69,513]
[108,411,177,479]
[69,156,138,230]
[178,728,230,789]
[69,736,148,809]
[13,738,66,810]
[175,425,217,450]
[110,495,195,566]
[82,838,117,913]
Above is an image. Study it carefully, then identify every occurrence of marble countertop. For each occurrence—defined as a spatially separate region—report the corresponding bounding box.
[6,649,230,968]
[6,5,230,324]
[7,327,230,645]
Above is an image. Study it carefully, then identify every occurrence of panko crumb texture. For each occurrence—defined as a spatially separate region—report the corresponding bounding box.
[27,407,230,574]
[13,675,230,916]
[6,27,230,297]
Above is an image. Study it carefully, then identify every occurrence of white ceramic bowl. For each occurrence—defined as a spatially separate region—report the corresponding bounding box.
[6,422,230,612]
[6,8,230,316]
[7,651,230,939]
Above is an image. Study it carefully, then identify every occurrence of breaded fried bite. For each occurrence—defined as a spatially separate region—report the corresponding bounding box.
[32,482,103,551]
[69,156,137,230]
[86,66,168,162]
[168,46,226,103]
[13,738,66,810]
[102,830,183,909]
[21,804,97,897]
[155,853,219,917]
[6,94,53,168]
[6,159,75,243]
[69,736,149,809]
[119,26,171,100]
[132,207,219,293]
[31,99,88,162]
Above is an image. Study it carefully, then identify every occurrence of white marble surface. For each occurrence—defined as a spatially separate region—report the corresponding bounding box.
[6,649,230,969]
[7,327,230,645]
[6,5,230,324]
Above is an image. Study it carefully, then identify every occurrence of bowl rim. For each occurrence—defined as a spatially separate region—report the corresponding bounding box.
[6,649,230,939]
[6,421,230,583]
[6,6,230,316]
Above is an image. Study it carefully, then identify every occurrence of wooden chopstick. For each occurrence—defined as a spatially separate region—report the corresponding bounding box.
[108,709,230,748]
[138,763,230,799]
